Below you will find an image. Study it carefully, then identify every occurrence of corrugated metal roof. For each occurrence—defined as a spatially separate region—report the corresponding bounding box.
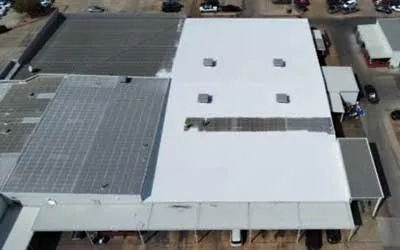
[338,138,384,199]
[15,14,183,79]
[378,18,400,52]
[2,76,170,195]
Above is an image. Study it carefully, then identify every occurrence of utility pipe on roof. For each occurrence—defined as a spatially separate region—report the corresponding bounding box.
[373,197,384,217]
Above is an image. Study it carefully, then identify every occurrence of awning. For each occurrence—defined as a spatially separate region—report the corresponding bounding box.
[33,202,355,231]
[357,24,392,59]
[338,138,384,199]
[2,207,39,250]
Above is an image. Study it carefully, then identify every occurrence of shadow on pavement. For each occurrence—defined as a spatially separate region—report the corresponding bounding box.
[332,113,345,137]
[351,201,362,226]
[28,232,62,250]
[369,143,392,198]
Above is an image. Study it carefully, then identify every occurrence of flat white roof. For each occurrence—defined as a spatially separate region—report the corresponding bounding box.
[357,24,392,59]
[322,66,359,93]
[32,202,355,230]
[151,19,351,204]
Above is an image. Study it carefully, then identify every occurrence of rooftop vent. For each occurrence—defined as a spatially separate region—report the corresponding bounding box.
[197,93,213,104]
[203,58,217,67]
[273,58,286,67]
[119,76,130,84]
[276,93,290,103]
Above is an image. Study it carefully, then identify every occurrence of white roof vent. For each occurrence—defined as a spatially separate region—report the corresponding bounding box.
[276,93,290,103]
[198,93,213,104]
[273,58,286,67]
[203,58,217,67]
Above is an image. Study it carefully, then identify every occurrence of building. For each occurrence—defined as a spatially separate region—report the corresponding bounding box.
[322,66,360,120]
[356,18,400,68]
[0,15,384,249]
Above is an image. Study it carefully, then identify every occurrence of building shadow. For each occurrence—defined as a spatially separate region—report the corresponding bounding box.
[28,232,62,250]
[332,113,345,137]
[369,142,391,198]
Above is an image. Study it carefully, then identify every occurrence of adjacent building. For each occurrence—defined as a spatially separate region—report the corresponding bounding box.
[0,15,384,249]
[356,18,400,68]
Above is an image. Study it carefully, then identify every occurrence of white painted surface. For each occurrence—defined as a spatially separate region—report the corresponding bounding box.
[322,66,359,93]
[356,24,392,59]
[328,92,345,113]
[3,207,39,250]
[152,19,351,204]
[31,202,355,230]
[390,51,400,68]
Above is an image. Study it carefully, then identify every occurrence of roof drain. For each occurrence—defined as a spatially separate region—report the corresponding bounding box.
[203,58,217,67]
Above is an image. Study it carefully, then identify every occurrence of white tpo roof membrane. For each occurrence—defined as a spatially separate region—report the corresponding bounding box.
[151,19,351,204]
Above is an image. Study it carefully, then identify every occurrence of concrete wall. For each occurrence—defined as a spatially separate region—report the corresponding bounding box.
[18,10,64,65]
[390,51,400,68]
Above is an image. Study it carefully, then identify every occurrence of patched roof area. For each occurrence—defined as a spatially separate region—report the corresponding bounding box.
[2,75,170,195]
[15,13,183,79]
[0,75,63,189]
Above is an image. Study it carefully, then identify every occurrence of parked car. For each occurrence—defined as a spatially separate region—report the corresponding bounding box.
[88,5,105,13]
[306,230,323,250]
[162,1,182,12]
[391,5,400,11]
[342,0,357,7]
[342,4,360,14]
[328,4,342,14]
[0,25,10,34]
[391,110,400,120]
[230,229,243,247]
[364,84,379,103]
[220,4,241,12]
[272,0,292,3]
[0,1,11,10]
[326,230,341,244]
[40,0,52,8]
[327,0,342,14]
[0,5,6,16]
[199,3,218,12]
[375,4,392,13]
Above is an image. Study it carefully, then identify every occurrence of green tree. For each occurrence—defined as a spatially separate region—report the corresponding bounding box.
[14,0,39,13]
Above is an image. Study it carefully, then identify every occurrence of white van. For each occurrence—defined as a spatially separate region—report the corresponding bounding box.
[230,229,243,247]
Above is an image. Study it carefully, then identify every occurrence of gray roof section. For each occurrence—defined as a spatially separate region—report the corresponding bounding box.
[15,14,183,79]
[184,117,334,134]
[0,76,63,153]
[3,76,170,195]
[338,138,384,199]
[378,19,400,51]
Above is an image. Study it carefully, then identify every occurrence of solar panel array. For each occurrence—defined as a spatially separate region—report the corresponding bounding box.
[3,76,170,194]
[184,117,334,134]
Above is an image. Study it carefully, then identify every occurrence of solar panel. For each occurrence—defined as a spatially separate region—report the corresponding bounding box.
[3,76,170,194]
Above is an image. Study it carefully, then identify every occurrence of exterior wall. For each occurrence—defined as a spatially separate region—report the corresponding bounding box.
[341,91,359,105]
[390,51,400,68]
[2,192,142,207]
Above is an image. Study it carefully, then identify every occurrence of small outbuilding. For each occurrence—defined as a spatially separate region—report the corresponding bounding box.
[356,19,400,68]
[322,66,359,118]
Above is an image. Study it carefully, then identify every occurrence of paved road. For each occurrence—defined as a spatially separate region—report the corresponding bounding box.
[311,17,400,247]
